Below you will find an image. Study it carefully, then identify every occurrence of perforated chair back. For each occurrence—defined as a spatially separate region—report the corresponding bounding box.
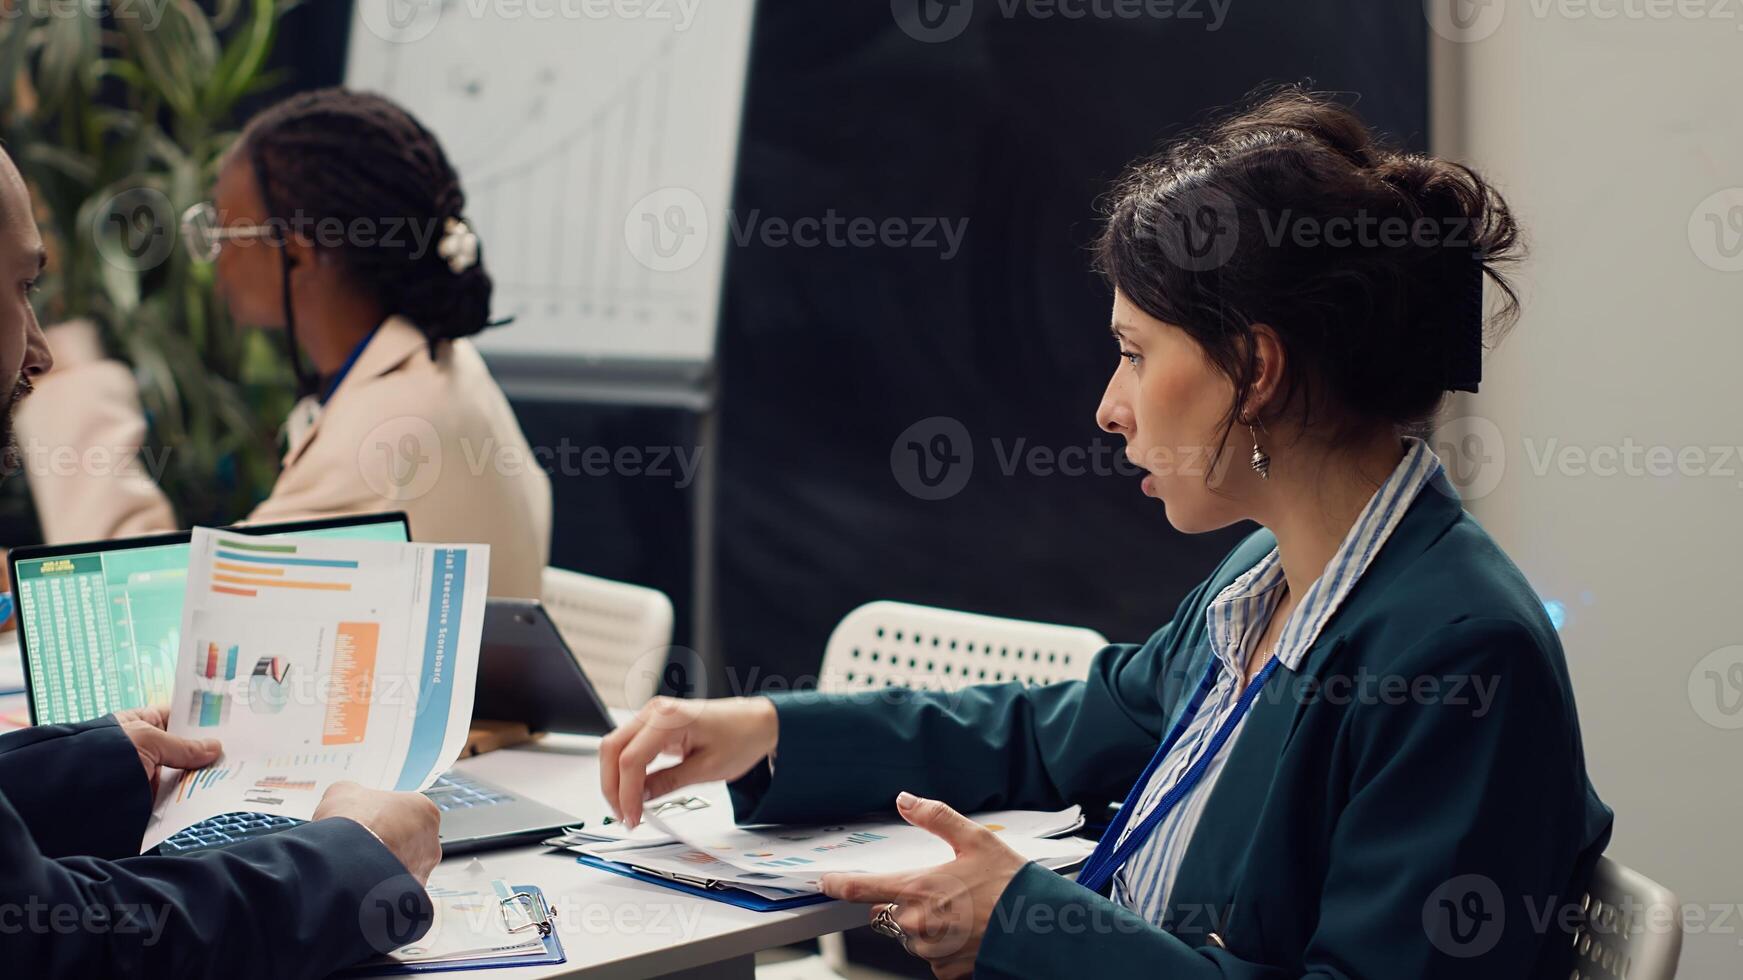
[540,566,674,711]
[819,601,1108,694]
[1573,856,1682,980]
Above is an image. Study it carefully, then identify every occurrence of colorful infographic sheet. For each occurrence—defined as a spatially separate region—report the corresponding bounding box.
[630,807,1092,892]
[141,527,490,850]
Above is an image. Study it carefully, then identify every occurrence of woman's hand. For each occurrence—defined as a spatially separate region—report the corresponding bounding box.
[111,706,222,796]
[599,696,779,827]
[820,792,1029,980]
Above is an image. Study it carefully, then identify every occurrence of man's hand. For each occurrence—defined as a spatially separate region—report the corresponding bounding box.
[820,792,1030,980]
[313,781,443,883]
[111,706,221,796]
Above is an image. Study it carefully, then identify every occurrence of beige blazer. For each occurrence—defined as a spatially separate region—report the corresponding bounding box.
[14,317,552,599]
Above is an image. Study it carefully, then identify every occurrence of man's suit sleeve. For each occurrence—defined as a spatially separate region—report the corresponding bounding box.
[0,716,155,859]
[0,716,435,977]
[0,799,434,980]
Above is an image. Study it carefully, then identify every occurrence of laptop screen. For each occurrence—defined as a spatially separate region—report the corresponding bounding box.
[14,516,409,726]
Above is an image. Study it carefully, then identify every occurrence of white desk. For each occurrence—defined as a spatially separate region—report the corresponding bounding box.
[366,733,866,979]
[0,691,866,979]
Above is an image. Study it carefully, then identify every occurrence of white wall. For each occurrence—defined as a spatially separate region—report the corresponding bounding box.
[1432,5,1742,976]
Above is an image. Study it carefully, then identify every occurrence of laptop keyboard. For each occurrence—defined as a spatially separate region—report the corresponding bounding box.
[154,772,514,854]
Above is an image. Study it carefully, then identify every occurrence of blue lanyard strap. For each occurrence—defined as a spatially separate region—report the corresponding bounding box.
[1077,654,1282,893]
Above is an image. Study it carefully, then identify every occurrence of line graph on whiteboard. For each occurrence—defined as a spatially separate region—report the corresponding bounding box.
[345,1,757,364]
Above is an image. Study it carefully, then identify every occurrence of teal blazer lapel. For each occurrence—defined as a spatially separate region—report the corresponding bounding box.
[1159,477,1469,943]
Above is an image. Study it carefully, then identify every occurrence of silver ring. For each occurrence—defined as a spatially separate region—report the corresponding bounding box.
[871,903,905,943]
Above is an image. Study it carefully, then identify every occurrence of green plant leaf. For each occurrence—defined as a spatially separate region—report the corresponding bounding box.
[33,12,98,113]
[205,0,280,119]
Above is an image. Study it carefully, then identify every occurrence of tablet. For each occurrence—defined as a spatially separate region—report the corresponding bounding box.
[476,599,616,736]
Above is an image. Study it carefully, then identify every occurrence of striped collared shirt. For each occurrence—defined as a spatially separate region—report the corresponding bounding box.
[1112,437,1445,925]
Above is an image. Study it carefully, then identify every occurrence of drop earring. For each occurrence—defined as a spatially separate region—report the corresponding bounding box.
[1248,423,1270,480]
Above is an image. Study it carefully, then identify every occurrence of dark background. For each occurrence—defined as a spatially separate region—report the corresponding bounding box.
[287,0,1429,691]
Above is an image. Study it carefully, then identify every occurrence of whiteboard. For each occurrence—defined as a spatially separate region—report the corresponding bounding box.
[344,0,756,367]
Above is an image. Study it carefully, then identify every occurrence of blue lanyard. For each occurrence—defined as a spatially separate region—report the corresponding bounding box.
[319,324,382,403]
[1077,654,1283,893]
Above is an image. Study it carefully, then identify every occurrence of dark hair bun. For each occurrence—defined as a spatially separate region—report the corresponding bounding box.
[1097,84,1521,435]
[242,88,496,350]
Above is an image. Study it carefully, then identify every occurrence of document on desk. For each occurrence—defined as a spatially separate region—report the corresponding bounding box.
[623,806,1093,893]
[140,527,490,850]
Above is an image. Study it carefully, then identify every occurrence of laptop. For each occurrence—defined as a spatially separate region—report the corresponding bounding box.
[10,513,582,855]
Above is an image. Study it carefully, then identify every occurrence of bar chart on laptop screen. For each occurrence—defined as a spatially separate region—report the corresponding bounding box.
[13,545,188,723]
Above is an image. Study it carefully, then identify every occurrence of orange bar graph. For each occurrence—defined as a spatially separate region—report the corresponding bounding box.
[213,573,351,592]
[212,585,257,597]
[323,621,379,745]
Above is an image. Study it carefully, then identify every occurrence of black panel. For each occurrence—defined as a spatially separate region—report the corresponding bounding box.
[712,1,1430,694]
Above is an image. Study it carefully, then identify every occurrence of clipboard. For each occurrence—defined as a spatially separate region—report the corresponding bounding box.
[576,855,834,913]
[340,884,566,975]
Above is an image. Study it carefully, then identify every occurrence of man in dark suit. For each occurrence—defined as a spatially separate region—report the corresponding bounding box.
[0,147,442,977]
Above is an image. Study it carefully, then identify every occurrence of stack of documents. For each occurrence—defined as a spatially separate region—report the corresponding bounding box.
[554,803,1092,908]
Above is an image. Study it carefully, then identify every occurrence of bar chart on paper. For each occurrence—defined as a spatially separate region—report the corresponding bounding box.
[208,537,361,598]
[186,690,230,728]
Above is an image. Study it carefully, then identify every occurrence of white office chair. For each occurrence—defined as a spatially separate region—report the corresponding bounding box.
[540,566,674,712]
[1573,856,1682,980]
[817,600,1108,695]
[789,600,1109,976]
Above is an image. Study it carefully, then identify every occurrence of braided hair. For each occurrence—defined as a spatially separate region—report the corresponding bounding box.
[238,88,495,393]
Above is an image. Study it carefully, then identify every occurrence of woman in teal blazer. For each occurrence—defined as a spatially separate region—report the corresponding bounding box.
[603,86,1612,979]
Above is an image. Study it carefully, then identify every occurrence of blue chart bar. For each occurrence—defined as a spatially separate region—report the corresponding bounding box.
[187,691,229,728]
[214,550,361,569]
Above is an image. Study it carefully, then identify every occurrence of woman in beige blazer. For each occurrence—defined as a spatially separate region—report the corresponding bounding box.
[15,89,551,599]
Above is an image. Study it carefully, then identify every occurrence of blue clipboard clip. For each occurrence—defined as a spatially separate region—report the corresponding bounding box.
[499,889,555,937]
